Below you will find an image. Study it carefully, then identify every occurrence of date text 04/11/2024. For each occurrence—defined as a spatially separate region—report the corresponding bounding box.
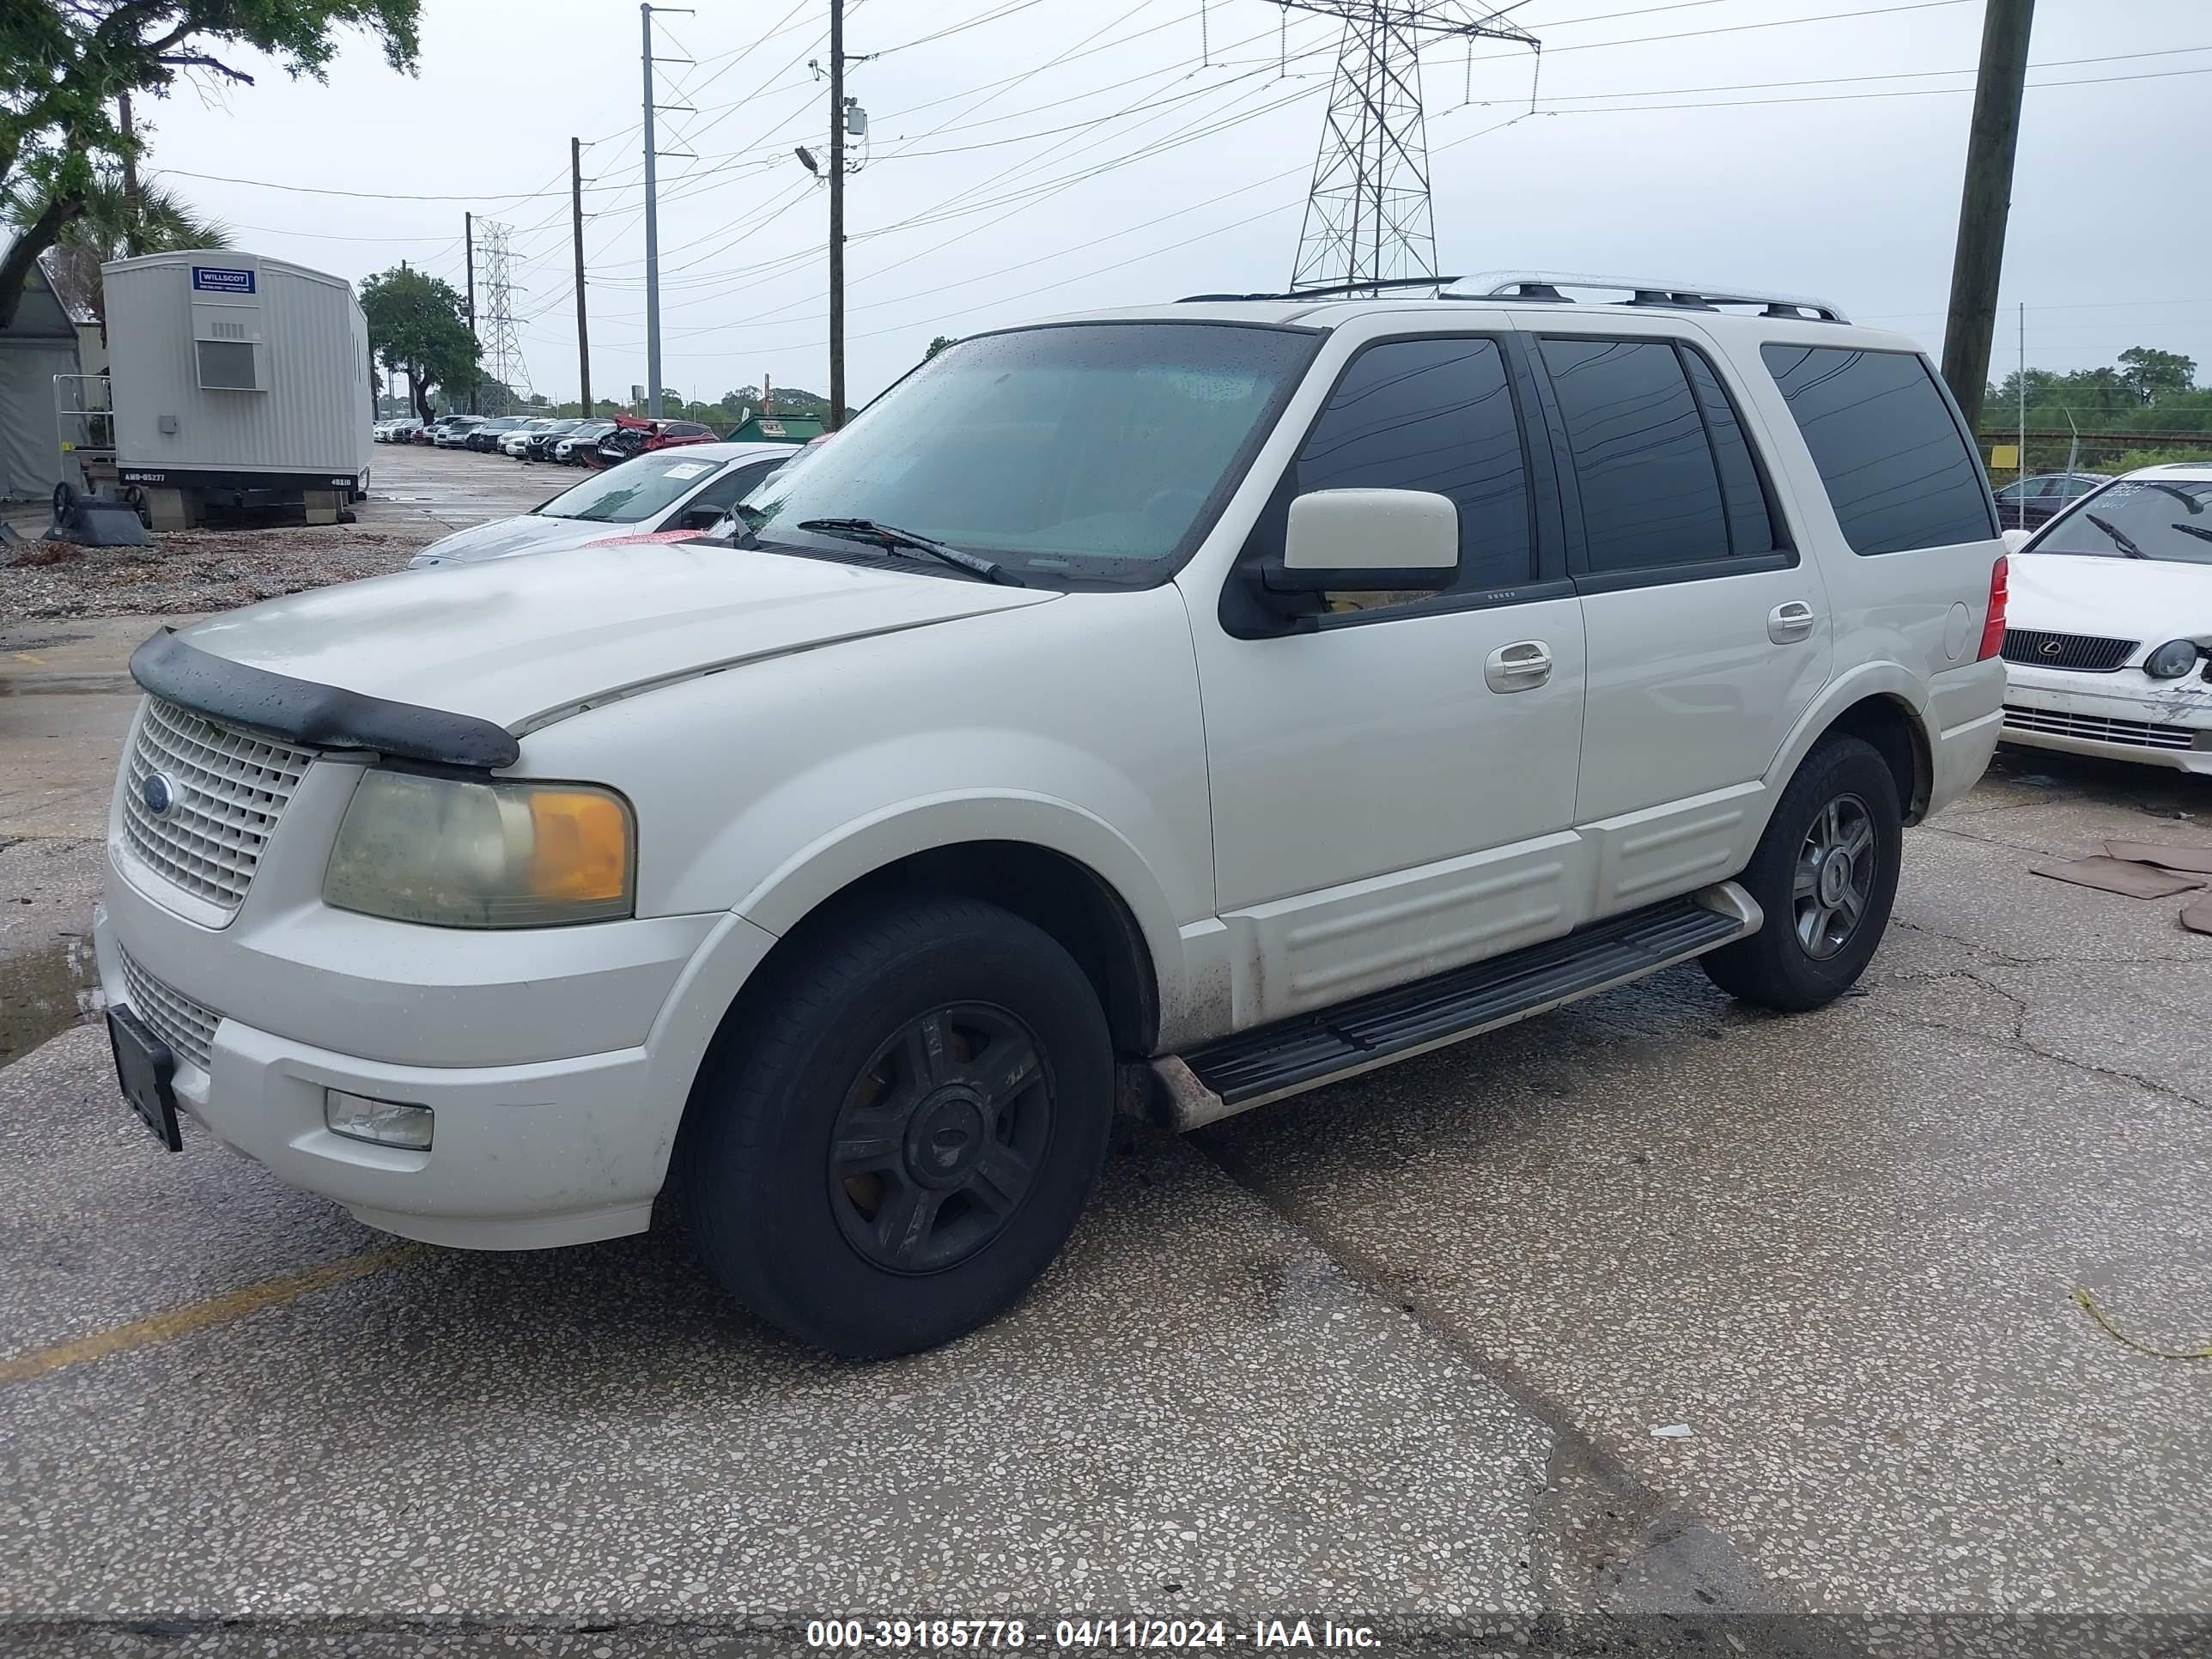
[804,1619,1383,1650]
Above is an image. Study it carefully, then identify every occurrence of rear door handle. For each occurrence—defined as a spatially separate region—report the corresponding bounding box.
[1485,640,1553,692]
[1768,600,1817,644]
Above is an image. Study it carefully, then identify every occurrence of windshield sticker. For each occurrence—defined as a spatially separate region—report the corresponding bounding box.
[662,461,714,480]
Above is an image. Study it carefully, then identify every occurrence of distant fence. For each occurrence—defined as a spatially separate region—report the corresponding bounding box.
[1979,428,2212,451]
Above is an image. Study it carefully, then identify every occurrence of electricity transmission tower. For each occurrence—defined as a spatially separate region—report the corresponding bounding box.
[1279,1,1537,295]
[476,219,531,415]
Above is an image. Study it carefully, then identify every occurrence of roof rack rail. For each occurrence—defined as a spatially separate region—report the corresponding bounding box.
[1451,270,1850,323]
[1177,275,1465,303]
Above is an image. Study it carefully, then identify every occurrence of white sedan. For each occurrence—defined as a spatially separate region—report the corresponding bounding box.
[1999,463,2212,773]
[407,443,801,567]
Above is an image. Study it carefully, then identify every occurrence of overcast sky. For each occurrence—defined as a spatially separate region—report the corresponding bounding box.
[134,0,2211,405]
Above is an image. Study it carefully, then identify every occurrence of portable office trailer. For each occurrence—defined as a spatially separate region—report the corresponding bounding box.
[101,251,372,529]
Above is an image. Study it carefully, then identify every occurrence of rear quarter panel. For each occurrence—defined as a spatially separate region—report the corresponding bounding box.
[1708,322,2006,808]
[1713,322,2004,676]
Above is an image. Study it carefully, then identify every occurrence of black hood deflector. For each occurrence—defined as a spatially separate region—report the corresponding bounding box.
[130,629,522,770]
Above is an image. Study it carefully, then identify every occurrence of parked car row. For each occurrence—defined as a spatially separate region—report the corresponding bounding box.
[371,412,726,465]
[405,442,802,567]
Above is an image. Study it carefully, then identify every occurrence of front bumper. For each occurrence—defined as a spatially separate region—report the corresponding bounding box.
[96,750,778,1248]
[2000,665,2212,775]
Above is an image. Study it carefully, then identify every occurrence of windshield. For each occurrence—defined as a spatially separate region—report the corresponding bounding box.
[740,322,1317,584]
[2030,475,2212,563]
[536,452,729,523]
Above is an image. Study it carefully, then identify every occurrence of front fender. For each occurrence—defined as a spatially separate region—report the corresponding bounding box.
[733,790,1191,1039]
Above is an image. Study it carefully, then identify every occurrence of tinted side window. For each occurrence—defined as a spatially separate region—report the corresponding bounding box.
[1759,344,1995,554]
[1679,348,1780,556]
[1293,336,1535,591]
[689,459,782,514]
[1540,338,1729,574]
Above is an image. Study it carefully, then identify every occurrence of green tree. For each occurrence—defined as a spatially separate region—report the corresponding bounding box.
[358,265,478,422]
[2117,347,2197,405]
[925,334,958,361]
[33,172,228,330]
[0,0,420,329]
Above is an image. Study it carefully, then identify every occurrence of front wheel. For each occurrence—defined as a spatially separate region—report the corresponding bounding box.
[678,898,1114,1358]
[1701,734,1903,1012]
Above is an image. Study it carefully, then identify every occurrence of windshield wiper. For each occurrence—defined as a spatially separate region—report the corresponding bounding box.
[2171,520,2212,547]
[2084,514,2148,558]
[795,518,1025,586]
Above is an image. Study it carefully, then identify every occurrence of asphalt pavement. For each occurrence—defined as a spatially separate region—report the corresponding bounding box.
[2,473,2209,1650]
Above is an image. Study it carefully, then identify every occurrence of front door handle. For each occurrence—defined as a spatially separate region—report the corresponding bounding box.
[1485,639,1553,693]
[1768,600,1817,644]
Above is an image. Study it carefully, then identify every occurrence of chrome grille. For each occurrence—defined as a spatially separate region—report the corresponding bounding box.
[120,698,314,914]
[116,947,218,1075]
[2001,629,2137,673]
[2003,703,2197,751]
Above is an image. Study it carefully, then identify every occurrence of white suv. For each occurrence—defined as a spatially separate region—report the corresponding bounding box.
[95,275,2008,1356]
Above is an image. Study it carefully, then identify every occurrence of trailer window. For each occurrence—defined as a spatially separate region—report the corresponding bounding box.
[197,340,260,391]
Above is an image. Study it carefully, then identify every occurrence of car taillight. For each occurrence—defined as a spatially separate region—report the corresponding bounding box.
[1977,555,2008,660]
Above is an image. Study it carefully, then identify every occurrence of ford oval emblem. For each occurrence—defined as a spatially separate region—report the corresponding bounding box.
[141,772,178,817]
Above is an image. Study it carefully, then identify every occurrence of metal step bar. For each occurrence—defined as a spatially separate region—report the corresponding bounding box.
[1154,883,1761,1131]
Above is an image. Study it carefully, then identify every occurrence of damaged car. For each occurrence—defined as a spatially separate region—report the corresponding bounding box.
[1999,463,2212,773]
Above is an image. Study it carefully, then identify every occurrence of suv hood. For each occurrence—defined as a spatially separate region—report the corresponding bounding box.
[175,541,1057,740]
[2008,553,2212,643]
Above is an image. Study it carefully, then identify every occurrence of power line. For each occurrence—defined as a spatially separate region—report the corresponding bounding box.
[1537,60,2212,114]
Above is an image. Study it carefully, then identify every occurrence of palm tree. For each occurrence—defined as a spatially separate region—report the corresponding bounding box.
[30,173,230,331]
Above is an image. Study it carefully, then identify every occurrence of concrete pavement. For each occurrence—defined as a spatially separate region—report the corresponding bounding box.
[1208,752,2212,1613]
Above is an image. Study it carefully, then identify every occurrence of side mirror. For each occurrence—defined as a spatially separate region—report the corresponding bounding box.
[2002,526,2032,553]
[1263,488,1460,593]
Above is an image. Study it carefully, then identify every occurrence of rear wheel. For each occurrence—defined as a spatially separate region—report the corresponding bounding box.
[679,898,1114,1358]
[1701,734,1903,1012]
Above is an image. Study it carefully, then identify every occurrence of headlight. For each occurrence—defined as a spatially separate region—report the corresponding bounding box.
[325,770,634,927]
[2144,639,2201,680]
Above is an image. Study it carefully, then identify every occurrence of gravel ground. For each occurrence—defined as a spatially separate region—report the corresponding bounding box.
[0,527,422,625]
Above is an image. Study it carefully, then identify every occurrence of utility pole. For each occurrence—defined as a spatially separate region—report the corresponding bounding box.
[828,0,846,429]
[572,137,592,416]
[641,3,662,418]
[118,91,141,252]
[2017,301,2027,494]
[464,211,477,414]
[1939,0,2034,438]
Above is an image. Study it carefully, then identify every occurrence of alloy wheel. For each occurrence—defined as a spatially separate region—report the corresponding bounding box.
[1793,792,1877,961]
[827,1002,1053,1274]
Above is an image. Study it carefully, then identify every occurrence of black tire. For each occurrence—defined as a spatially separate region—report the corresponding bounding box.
[679,897,1114,1358]
[1700,734,1903,1012]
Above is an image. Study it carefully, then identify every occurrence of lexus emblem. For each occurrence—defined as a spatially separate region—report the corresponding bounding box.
[140,772,179,817]
[2038,639,2063,658]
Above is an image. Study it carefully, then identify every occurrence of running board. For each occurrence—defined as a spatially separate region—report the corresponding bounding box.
[1156,883,1761,1131]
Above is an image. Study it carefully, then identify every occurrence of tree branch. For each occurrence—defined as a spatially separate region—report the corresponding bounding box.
[156,52,257,85]
[0,189,90,332]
